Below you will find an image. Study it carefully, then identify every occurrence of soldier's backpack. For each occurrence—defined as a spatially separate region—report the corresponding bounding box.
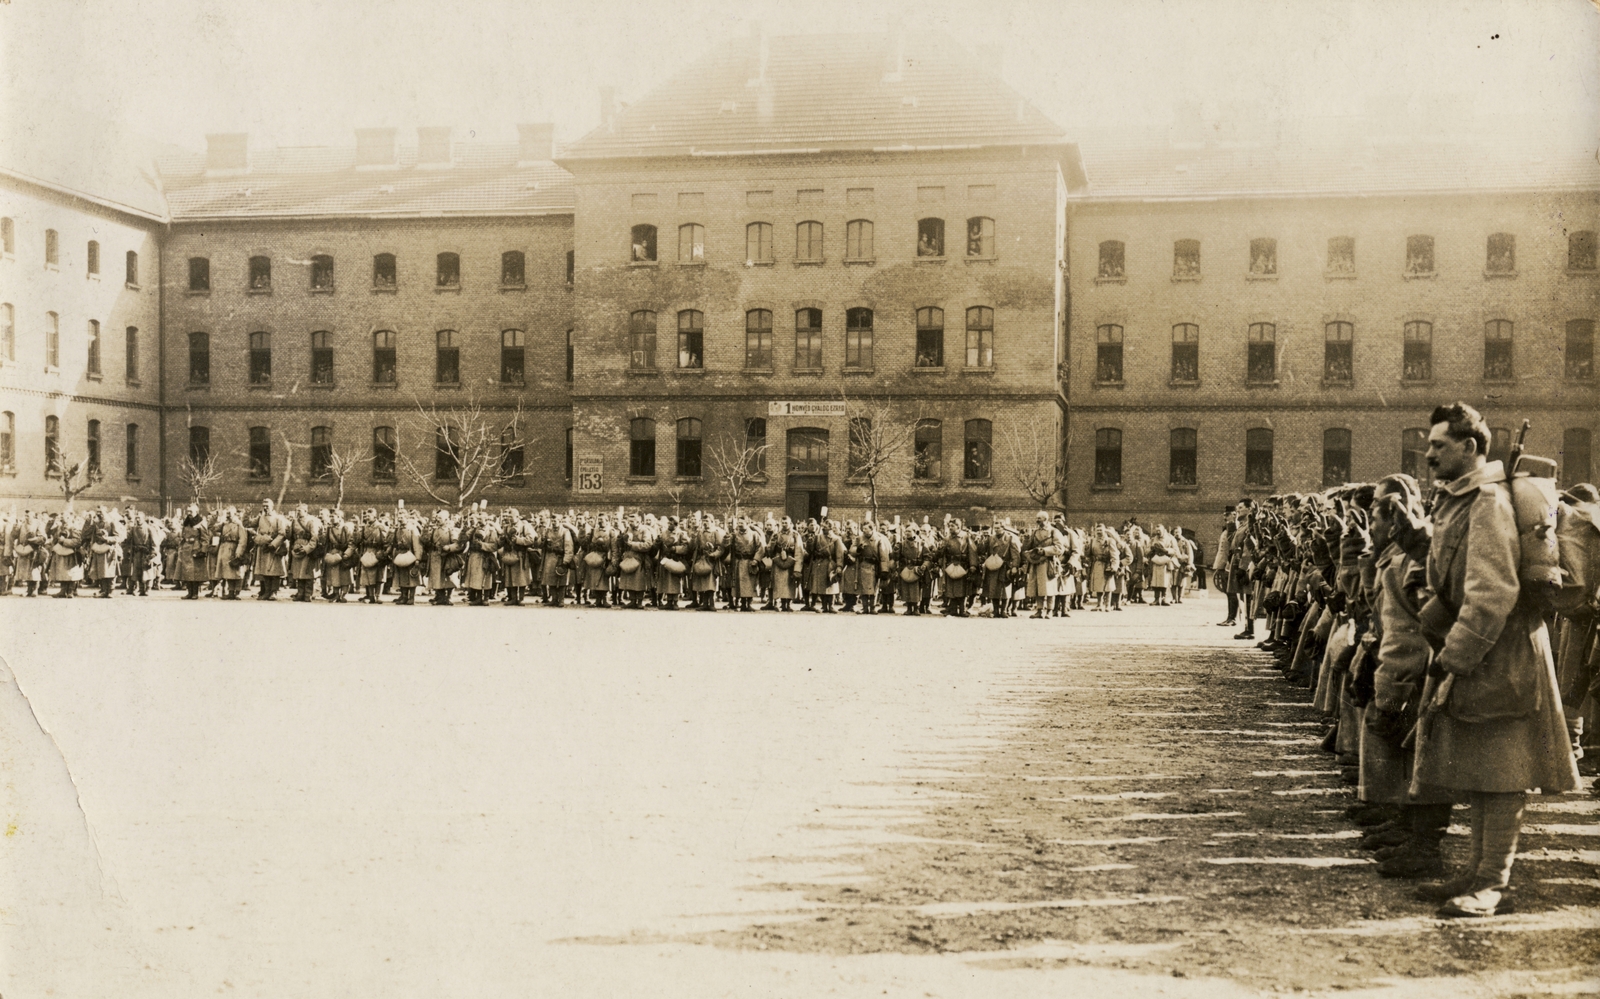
[1507,454,1599,615]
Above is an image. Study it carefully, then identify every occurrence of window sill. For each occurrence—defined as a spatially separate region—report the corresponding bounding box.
[674,475,703,484]
[500,283,526,292]
[1090,484,1123,493]
[842,367,874,376]
[247,288,273,295]
[1093,379,1125,389]
[1482,378,1517,386]
[248,383,274,391]
[87,273,100,282]
[44,264,59,272]
[794,259,825,267]
[1400,378,1434,387]
[743,367,774,375]
[311,286,334,295]
[626,368,661,377]
[1321,379,1354,389]
[371,477,398,487]
[1403,271,1436,281]
[186,383,210,391]
[1243,483,1275,493]
[675,367,706,375]
[500,380,526,389]
[86,373,102,382]
[910,478,943,487]
[677,261,706,269]
[961,478,993,487]
[1324,271,1357,281]
[911,366,946,374]
[186,289,211,297]
[1246,273,1278,281]
[1093,275,1126,285]
[1566,376,1596,385]
[628,261,659,269]
[247,476,272,483]
[371,285,398,294]
[960,366,996,376]
[1566,269,1597,277]
[370,381,398,390]
[434,381,461,390]
[748,473,769,485]
[843,258,875,267]
[1484,270,1518,279]
[1171,274,1201,283]
[792,367,824,377]
[310,381,335,390]
[1168,379,1200,388]
[1245,379,1280,388]
[964,256,997,265]
[746,260,775,268]
[435,285,461,293]
[0,468,17,478]
[626,476,658,484]
[913,257,946,266]
[1167,483,1200,492]
[125,379,140,388]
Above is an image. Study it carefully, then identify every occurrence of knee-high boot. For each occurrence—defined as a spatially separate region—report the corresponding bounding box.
[1418,795,1487,903]
[1438,793,1524,917]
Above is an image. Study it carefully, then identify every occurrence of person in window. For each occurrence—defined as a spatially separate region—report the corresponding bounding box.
[1251,251,1274,275]
[1406,248,1431,275]
[250,267,270,290]
[632,237,651,262]
[918,231,940,257]
[967,221,984,257]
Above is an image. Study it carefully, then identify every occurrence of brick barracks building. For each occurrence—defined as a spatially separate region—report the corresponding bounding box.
[2,31,1596,525]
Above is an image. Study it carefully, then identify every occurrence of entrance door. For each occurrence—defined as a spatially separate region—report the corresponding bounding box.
[785,427,829,523]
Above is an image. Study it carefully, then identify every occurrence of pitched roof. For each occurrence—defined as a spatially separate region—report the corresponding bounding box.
[159,142,575,221]
[561,31,1077,170]
[0,109,170,222]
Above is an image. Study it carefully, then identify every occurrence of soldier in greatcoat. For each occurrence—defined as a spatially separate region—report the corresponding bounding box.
[890,524,926,615]
[688,512,725,611]
[287,504,322,602]
[1411,403,1580,918]
[498,510,535,605]
[353,509,391,604]
[615,513,656,608]
[806,521,844,613]
[389,511,425,605]
[48,512,84,597]
[581,512,617,607]
[215,508,248,600]
[938,520,978,617]
[539,513,576,607]
[120,509,154,595]
[1021,513,1064,618]
[248,499,290,600]
[322,510,358,602]
[728,517,763,612]
[176,504,208,598]
[765,516,803,612]
[980,523,1020,617]
[16,513,47,596]
[463,512,501,606]
[84,507,126,598]
[423,510,459,605]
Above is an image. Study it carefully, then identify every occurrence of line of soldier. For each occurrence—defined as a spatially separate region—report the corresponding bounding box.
[0,501,1203,618]
[1213,402,1598,919]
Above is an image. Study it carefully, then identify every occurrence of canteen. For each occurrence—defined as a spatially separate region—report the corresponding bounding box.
[91,542,113,554]
[619,556,641,574]
[983,554,1004,571]
[692,558,714,576]
[899,566,919,583]
[501,551,521,566]
[583,551,605,568]
[15,543,33,556]
[53,543,75,556]
[392,551,416,568]
[359,551,379,569]
[660,558,687,575]
[944,563,967,580]
[322,551,343,566]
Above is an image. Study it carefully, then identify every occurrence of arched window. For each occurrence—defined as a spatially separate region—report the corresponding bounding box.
[500,250,525,286]
[1,303,13,361]
[372,330,396,384]
[1403,321,1433,382]
[796,221,823,262]
[188,256,210,292]
[372,253,396,288]
[1569,231,1597,272]
[677,310,704,369]
[188,425,211,466]
[965,306,993,368]
[1171,323,1199,382]
[435,330,459,384]
[963,419,992,480]
[248,255,271,290]
[913,419,942,480]
[45,311,59,369]
[310,426,333,478]
[85,420,100,473]
[915,307,944,368]
[630,224,657,262]
[86,319,102,377]
[310,254,334,291]
[188,332,210,385]
[1405,235,1434,276]
[248,331,272,384]
[1169,428,1197,486]
[44,416,60,475]
[745,222,773,264]
[1563,428,1593,488]
[1098,240,1124,278]
[1484,320,1514,380]
[86,240,100,276]
[1245,428,1274,486]
[500,329,525,384]
[629,417,657,477]
[1174,239,1200,277]
[1324,322,1353,383]
[745,309,773,369]
[1400,428,1432,491]
[676,417,703,477]
[125,250,139,286]
[795,308,824,370]
[678,224,705,263]
[1247,323,1276,384]
[916,218,944,257]
[1093,428,1122,487]
[371,427,397,482]
[1095,324,1123,383]
[844,308,871,370]
[248,426,271,479]
[1486,233,1515,274]
[1249,238,1276,276]
[435,252,460,287]
[965,217,994,257]
[629,310,657,370]
[845,220,873,261]
[310,331,334,384]
[124,326,138,382]
[1323,428,1352,487]
[0,411,12,471]
[1567,320,1595,380]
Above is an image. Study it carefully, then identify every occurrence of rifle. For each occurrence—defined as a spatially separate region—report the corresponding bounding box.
[1508,419,1531,473]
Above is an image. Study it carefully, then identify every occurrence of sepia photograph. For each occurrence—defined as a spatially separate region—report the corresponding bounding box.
[1,0,1598,995]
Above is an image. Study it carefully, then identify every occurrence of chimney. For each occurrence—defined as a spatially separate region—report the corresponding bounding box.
[355,128,398,168]
[205,133,249,172]
[518,123,554,163]
[417,126,453,166]
[600,86,617,130]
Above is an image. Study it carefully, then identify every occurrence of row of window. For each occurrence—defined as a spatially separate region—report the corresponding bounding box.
[185,328,575,387]
[0,306,142,380]
[628,217,995,265]
[1093,319,1596,385]
[1089,426,1595,491]
[0,219,144,285]
[1095,232,1600,280]
[0,414,142,479]
[626,306,995,372]
[185,250,576,294]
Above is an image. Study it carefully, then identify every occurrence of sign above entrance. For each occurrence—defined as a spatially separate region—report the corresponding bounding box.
[768,401,846,417]
[574,456,604,493]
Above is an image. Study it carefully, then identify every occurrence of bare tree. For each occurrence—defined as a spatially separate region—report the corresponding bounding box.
[398,395,527,509]
[704,431,769,520]
[274,430,305,508]
[838,382,917,521]
[177,452,224,508]
[52,450,102,509]
[998,415,1068,510]
[320,444,369,512]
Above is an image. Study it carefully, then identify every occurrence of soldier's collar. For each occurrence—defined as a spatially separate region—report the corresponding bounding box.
[1441,460,1506,497]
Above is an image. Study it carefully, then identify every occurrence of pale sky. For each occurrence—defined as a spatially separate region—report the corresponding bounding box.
[4,0,1597,152]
